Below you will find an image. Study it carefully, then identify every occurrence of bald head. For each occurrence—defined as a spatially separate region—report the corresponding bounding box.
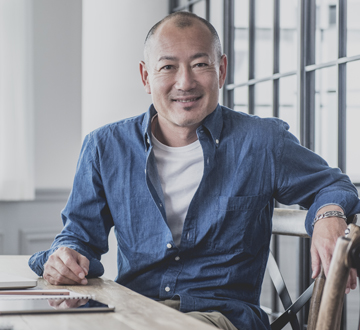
[144,12,222,64]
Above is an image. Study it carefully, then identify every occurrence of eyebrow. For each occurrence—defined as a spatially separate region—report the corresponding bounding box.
[157,53,210,62]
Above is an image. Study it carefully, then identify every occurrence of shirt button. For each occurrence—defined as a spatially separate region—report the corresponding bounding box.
[167,243,172,249]
[175,256,180,261]
[159,203,163,208]
[165,286,171,292]
[215,139,219,144]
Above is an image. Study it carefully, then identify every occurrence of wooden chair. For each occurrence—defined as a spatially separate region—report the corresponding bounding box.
[269,209,359,330]
[311,223,360,330]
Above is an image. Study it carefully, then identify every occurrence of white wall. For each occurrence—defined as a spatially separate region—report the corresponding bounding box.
[33,0,82,190]
[33,0,168,189]
[82,0,168,138]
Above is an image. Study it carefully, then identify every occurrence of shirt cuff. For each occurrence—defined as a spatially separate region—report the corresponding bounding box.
[28,246,105,278]
[305,190,360,236]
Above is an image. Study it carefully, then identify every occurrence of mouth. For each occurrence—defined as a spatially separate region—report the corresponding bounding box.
[172,96,202,103]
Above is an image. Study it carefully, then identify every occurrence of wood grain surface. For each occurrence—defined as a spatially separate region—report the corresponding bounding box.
[0,256,216,330]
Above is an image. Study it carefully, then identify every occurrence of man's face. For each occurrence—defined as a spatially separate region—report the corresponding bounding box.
[140,19,227,132]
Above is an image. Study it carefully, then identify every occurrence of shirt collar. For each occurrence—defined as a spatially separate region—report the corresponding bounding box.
[199,104,223,147]
[142,103,223,150]
[142,104,157,151]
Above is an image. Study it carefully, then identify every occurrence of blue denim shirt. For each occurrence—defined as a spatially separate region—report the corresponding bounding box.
[29,104,360,330]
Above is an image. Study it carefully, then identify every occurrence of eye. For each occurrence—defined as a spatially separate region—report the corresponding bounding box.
[194,63,208,68]
[160,65,174,71]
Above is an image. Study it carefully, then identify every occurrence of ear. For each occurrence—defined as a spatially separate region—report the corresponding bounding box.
[218,55,228,89]
[139,61,151,94]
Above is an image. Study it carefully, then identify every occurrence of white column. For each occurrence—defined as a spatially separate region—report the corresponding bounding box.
[82,0,168,138]
[0,0,34,200]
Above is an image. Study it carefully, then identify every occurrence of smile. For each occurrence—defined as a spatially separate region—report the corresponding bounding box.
[173,97,201,103]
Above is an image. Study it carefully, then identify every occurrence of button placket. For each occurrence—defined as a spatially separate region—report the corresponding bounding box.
[159,246,183,299]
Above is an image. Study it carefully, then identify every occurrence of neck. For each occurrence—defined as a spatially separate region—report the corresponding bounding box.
[151,115,199,147]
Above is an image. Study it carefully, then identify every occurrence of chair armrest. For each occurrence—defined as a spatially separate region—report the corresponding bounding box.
[272,209,309,238]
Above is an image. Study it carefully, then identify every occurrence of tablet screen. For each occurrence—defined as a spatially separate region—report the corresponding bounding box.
[0,297,115,315]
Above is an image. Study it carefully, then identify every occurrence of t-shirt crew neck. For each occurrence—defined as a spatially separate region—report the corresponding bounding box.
[151,133,204,246]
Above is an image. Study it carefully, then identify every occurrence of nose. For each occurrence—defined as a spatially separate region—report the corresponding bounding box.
[174,66,197,91]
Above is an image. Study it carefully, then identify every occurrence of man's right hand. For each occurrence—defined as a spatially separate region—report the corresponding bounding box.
[43,247,89,285]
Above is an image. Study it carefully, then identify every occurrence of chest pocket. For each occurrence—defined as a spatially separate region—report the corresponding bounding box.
[206,194,272,255]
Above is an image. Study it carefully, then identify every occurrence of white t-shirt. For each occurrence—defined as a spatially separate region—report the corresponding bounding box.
[152,134,204,246]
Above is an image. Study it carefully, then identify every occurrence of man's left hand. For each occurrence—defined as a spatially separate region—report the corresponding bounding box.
[311,207,357,294]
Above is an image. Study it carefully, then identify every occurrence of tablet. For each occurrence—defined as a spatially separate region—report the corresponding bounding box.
[0,297,115,315]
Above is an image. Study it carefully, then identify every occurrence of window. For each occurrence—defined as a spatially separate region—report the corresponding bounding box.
[224,0,360,185]
[169,1,360,327]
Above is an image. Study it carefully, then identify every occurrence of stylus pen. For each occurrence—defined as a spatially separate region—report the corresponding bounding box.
[0,290,70,296]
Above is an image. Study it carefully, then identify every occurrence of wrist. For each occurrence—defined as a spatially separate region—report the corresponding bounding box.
[312,210,347,228]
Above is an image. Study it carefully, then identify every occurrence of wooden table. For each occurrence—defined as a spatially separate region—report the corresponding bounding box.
[0,256,215,330]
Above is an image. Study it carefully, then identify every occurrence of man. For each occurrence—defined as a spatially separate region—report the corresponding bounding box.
[29,12,360,330]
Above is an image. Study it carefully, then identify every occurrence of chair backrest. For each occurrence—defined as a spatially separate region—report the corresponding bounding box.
[314,223,360,330]
[269,210,360,330]
[268,209,316,330]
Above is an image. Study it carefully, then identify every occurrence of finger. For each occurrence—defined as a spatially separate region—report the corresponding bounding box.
[346,275,351,294]
[77,254,90,276]
[310,245,321,279]
[43,269,79,286]
[344,268,357,295]
[48,253,85,284]
[311,239,333,278]
[349,268,357,291]
[319,252,333,278]
[57,248,88,283]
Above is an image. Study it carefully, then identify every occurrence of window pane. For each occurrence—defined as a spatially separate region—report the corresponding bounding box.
[347,0,360,57]
[346,60,360,182]
[234,86,248,114]
[193,1,206,18]
[279,75,299,139]
[255,0,273,78]
[234,0,249,84]
[234,0,249,27]
[234,29,249,84]
[315,0,337,64]
[315,66,338,168]
[279,0,298,73]
[177,0,189,8]
[255,81,273,118]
